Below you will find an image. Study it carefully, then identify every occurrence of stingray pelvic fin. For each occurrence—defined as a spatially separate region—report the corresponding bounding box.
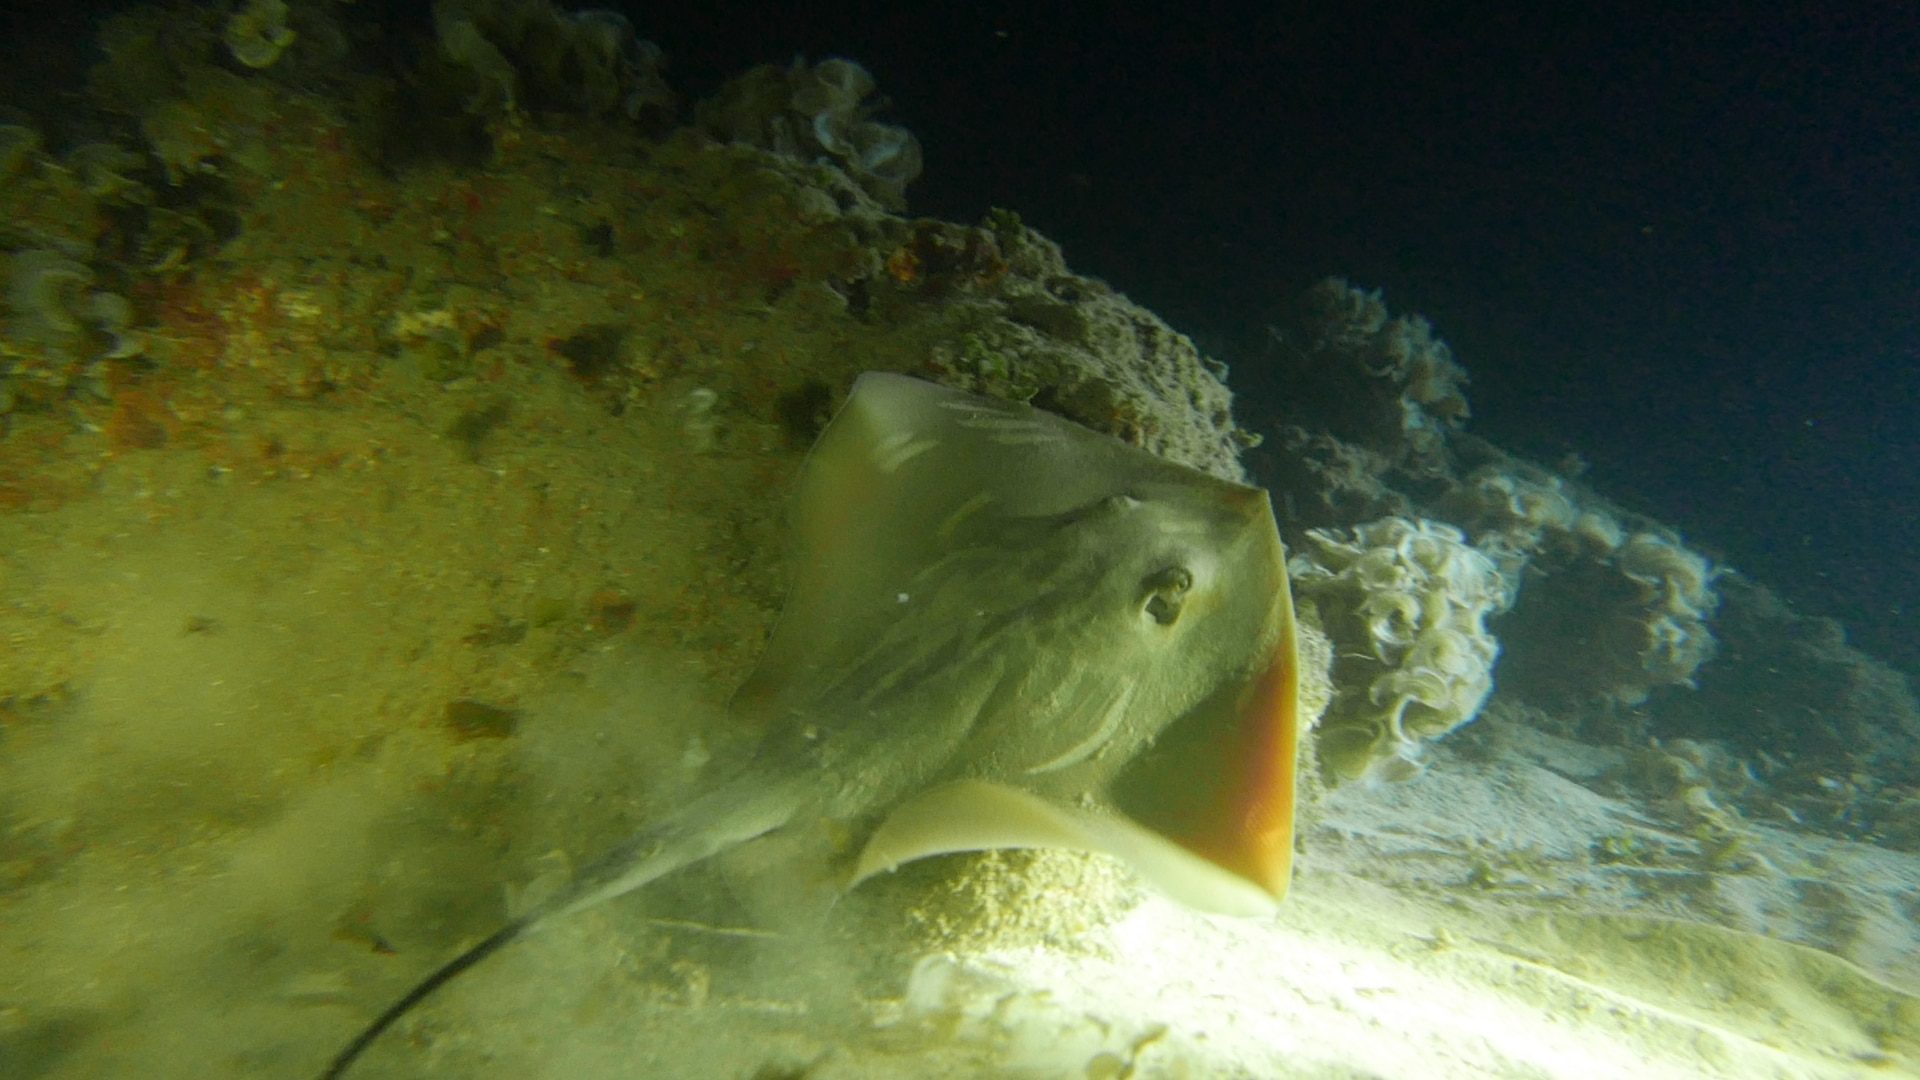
[852,778,1284,917]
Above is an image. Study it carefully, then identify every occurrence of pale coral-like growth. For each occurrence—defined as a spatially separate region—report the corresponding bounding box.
[4,250,143,361]
[224,0,297,70]
[430,0,674,123]
[1290,516,1510,781]
[63,142,153,203]
[696,58,924,210]
[139,101,226,185]
[1285,278,1472,459]
[1449,463,1721,702]
[434,5,519,113]
[0,124,40,180]
[1615,530,1720,691]
[1453,466,1580,558]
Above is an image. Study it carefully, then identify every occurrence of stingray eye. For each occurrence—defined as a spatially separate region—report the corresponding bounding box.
[1141,565,1193,626]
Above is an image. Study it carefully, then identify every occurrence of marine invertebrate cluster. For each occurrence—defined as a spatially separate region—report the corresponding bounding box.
[0,124,162,418]
[0,125,39,179]
[696,58,923,209]
[435,10,515,112]
[1453,466,1619,561]
[1449,464,1720,704]
[0,250,144,417]
[224,0,296,69]
[1261,283,1727,715]
[430,0,674,123]
[1653,575,1920,847]
[1615,531,1720,689]
[63,142,152,203]
[1266,277,1470,461]
[1289,516,1510,781]
[4,251,141,358]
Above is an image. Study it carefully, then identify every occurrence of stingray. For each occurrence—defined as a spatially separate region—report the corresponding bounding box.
[319,372,1300,1077]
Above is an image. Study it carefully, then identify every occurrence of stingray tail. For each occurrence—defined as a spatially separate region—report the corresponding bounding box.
[542,772,812,920]
[318,774,810,1079]
[319,919,525,1080]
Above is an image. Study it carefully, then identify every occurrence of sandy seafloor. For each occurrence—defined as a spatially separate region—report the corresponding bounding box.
[3,62,1919,1080]
[2,400,1917,1078]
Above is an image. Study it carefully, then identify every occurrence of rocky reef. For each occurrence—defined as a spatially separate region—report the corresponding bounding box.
[2,7,1915,1079]
[1256,277,1918,852]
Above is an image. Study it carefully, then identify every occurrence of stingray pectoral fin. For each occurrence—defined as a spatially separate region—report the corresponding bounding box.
[1105,577,1302,906]
[849,779,1281,917]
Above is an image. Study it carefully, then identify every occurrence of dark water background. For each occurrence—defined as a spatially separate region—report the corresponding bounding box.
[656,2,1920,677]
[6,2,1915,677]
